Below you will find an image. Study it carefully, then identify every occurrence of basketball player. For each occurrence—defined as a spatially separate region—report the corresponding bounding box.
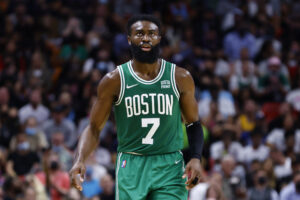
[69,14,204,200]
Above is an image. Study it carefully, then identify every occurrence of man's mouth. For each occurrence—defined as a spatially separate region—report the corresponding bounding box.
[140,44,152,51]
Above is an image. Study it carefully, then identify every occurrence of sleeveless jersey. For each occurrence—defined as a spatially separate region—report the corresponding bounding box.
[114,59,183,155]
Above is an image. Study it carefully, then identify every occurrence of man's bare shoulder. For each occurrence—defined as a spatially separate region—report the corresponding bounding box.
[174,66,194,93]
[175,66,192,79]
[97,68,121,97]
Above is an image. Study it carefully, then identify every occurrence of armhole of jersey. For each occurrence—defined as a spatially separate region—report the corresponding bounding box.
[115,65,125,105]
[171,64,180,99]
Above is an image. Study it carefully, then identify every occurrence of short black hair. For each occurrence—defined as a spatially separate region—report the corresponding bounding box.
[127,14,161,36]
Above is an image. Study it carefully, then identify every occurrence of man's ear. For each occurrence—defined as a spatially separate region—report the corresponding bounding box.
[158,35,161,43]
[127,35,131,45]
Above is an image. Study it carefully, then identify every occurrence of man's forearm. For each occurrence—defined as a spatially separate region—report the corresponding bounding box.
[74,125,100,163]
[186,121,204,160]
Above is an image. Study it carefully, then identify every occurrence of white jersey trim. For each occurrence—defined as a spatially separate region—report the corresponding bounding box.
[171,64,180,99]
[128,59,166,84]
[115,65,125,105]
[116,152,122,200]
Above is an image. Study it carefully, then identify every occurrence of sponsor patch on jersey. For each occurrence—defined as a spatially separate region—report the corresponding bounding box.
[121,160,127,168]
[161,80,170,89]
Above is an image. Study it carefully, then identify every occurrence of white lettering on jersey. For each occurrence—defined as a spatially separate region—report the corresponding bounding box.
[141,94,149,115]
[125,94,174,118]
[166,94,173,115]
[157,94,165,115]
[149,93,156,114]
[125,97,133,117]
[133,95,141,115]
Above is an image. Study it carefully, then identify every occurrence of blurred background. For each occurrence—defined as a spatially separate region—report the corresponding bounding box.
[0,0,300,200]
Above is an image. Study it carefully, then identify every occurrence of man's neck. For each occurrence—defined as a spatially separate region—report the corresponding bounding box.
[131,58,161,77]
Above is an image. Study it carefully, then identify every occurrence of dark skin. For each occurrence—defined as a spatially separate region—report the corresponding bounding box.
[69,20,202,191]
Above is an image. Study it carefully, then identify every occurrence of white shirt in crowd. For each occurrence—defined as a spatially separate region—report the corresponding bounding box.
[286,89,300,111]
[242,144,270,164]
[267,129,300,153]
[189,183,210,200]
[274,157,293,179]
[280,182,300,200]
[210,141,244,162]
[18,104,50,125]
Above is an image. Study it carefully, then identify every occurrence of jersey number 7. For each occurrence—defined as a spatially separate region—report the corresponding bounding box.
[142,118,160,145]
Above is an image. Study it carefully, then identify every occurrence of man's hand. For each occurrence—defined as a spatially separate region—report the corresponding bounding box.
[182,158,203,190]
[69,162,86,191]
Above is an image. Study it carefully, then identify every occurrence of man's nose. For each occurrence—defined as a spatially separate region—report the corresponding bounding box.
[142,34,150,42]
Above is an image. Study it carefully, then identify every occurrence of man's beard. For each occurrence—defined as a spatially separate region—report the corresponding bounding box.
[130,43,160,63]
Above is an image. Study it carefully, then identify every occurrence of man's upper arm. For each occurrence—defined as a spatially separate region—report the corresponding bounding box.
[175,67,199,124]
[89,69,120,132]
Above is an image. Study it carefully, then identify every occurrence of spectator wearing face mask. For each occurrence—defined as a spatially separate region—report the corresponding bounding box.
[280,171,300,200]
[10,116,48,151]
[248,169,279,200]
[48,158,70,200]
[6,132,40,177]
[35,153,71,200]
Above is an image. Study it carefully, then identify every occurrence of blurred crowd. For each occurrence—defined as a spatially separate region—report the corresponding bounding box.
[0,0,300,199]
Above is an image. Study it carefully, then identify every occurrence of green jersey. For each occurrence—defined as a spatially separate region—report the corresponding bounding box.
[114,59,183,155]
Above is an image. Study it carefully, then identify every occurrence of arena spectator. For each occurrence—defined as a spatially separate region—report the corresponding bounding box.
[2,176,24,200]
[219,155,246,200]
[48,154,71,200]
[42,105,77,149]
[279,171,300,200]
[26,51,52,89]
[6,133,40,176]
[223,10,256,61]
[229,48,258,101]
[210,128,244,164]
[236,100,258,140]
[267,113,300,153]
[58,91,76,122]
[50,131,73,171]
[270,148,293,189]
[258,56,290,102]
[10,116,48,151]
[198,77,236,119]
[242,128,270,165]
[248,169,279,200]
[286,75,300,112]
[81,167,102,199]
[99,174,115,200]
[18,88,50,125]
[115,0,141,18]
[190,172,225,200]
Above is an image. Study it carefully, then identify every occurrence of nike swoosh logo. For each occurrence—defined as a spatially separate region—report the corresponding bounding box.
[175,160,181,164]
[126,84,138,89]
